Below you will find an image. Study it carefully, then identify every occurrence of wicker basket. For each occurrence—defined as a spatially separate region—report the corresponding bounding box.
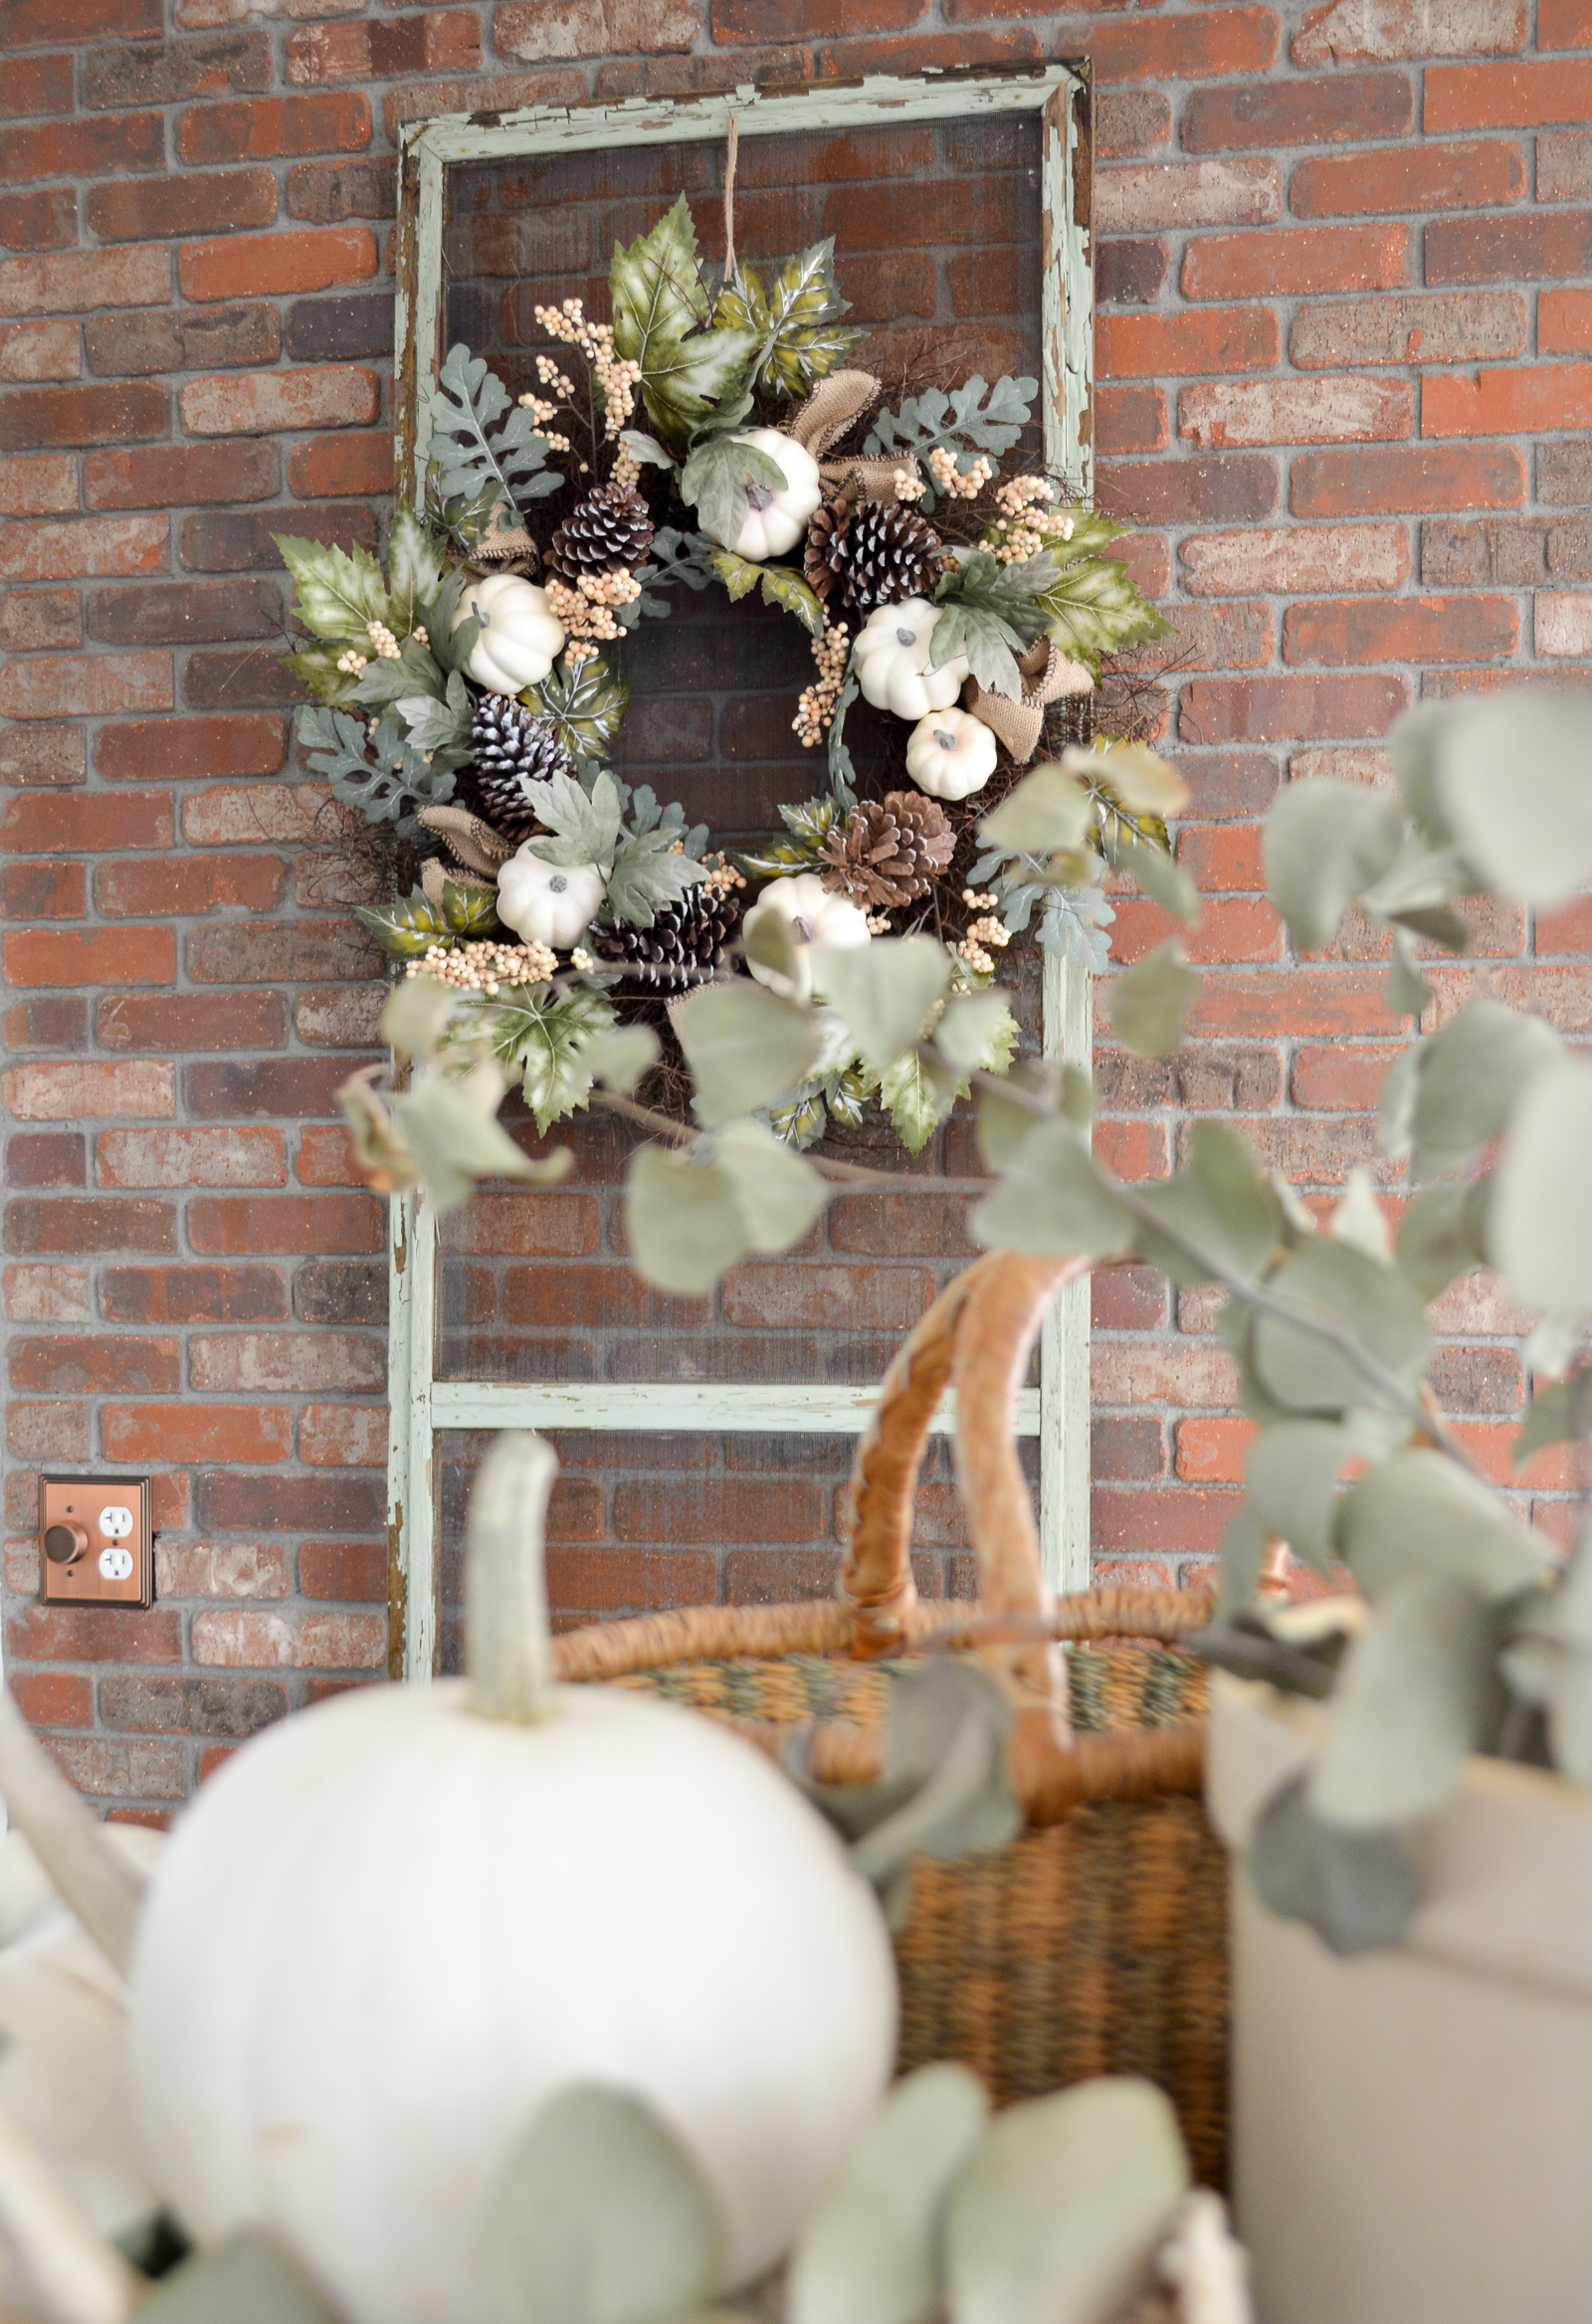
[550,1253,1229,2187]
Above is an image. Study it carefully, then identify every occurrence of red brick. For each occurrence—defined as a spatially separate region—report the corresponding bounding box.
[187,1194,381,1255]
[178,93,372,163]
[285,159,395,227]
[1,0,159,45]
[287,12,479,82]
[186,920,375,986]
[1179,675,1408,744]
[1099,455,1277,527]
[9,1672,92,1727]
[1285,594,1518,666]
[10,1333,179,1393]
[1539,131,1592,203]
[178,227,378,304]
[102,1403,291,1464]
[0,727,84,788]
[5,1199,177,1256]
[383,67,585,135]
[5,1264,92,1323]
[1542,0,1592,41]
[0,246,168,318]
[1096,158,1278,234]
[192,1607,384,1668]
[98,1126,287,1188]
[197,1467,382,1534]
[99,991,287,1052]
[446,1190,601,1257]
[1096,239,1169,308]
[3,789,174,853]
[0,516,168,582]
[87,302,280,378]
[0,54,74,113]
[4,1059,173,1117]
[949,10,1282,83]
[98,851,286,918]
[1179,377,1409,448]
[1184,70,1411,148]
[190,1329,380,1393]
[501,0,701,51]
[4,926,175,986]
[98,1672,288,1734]
[287,430,393,498]
[1097,306,1279,379]
[1183,223,1406,300]
[1426,59,1592,130]
[181,500,378,574]
[1422,363,1592,438]
[1097,90,1171,158]
[0,588,79,649]
[0,382,167,454]
[0,192,75,258]
[1292,1042,1403,1109]
[1094,384,1167,456]
[295,1125,359,1186]
[5,1130,84,1186]
[299,1539,385,1600]
[1429,212,1592,285]
[1290,290,1525,368]
[1541,289,1592,355]
[1189,968,1399,1039]
[1181,524,1408,596]
[0,110,163,185]
[100,714,286,786]
[299,1405,385,1466]
[721,1264,936,1332]
[1173,1417,1257,1484]
[0,652,172,721]
[1294,0,1525,62]
[0,319,77,382]
[0,453,76,517]
[819,29,1042,77]
[1292,443,1524,515]
[87,581,281,653]
[186,1060,371,1120]
[1,998,88,1051]
[7,1607,180,1666]
[88,168,279,246]
[100,1261,288,1323]
[179,366,377,434]
[1,859,81,921]
[1536,595,1592,658]
[1291,140,1523,218]
[7,1398,89,1458]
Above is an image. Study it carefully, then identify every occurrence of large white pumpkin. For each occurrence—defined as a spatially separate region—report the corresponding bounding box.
[452,573,565,695]
[699,429,823,562]
[127,1439,896,2324]
[853,600,969,721]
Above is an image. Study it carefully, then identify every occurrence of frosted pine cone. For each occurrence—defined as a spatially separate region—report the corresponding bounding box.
[545,484,655,586]
[461,697,572,844]
[804,497,943,616]
[590,883,743,992]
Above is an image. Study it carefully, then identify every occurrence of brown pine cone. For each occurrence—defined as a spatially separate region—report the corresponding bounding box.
[820,791,956,909]
[804,497,943,617]
[545,484,655,585]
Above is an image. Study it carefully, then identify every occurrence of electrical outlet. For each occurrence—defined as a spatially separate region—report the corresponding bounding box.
[40,1475,153,1609]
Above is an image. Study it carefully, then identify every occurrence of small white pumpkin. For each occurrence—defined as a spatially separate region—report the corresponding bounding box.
[451,573,565,695]
[904,706,1000,802]
[128,1437,896,2324]
[853,599,969,722]
[497,847,606,949]
[745,872,871,1005]
[700,429,823,562]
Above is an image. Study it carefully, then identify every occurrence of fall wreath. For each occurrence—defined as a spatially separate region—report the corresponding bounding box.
[278,180,1171,1156]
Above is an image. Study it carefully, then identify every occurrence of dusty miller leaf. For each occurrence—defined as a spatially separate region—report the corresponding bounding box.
[426,342,561,523]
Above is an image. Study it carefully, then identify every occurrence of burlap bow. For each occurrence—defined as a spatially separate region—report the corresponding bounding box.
[462,507,540,579]
[963,639,1095,766]
[787,369,922,506]
[417,806,516,905]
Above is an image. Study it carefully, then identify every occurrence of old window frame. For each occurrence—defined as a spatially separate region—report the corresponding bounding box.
[386,66,1095,1682]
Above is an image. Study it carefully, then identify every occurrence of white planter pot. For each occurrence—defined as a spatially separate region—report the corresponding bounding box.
[1207,1672,1592,2324]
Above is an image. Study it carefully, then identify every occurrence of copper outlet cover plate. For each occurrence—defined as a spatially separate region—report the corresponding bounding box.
[40,1475,153,1608]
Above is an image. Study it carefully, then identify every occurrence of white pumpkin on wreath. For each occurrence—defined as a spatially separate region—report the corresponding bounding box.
[451,573,566,695]
[497,848,607,950]
[904,705,1000,802]
[700,429,823,562]
[744,872,871,1005]
[853,599,970,721]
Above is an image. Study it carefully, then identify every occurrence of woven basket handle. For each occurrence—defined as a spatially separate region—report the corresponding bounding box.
[841,1252,1090,1660]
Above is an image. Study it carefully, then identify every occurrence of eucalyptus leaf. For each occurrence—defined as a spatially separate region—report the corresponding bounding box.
[1309,1569,1503,1830]
[845,1660,1022,1906]
[484,2085,724,2324]
[1432,688,1592,906]
[1131,1121,1282,1288]
[381,975,455,1061]
[675,980,824,1125]
[1107,941,1201,1059]
[1106,826,1201,927]
[978,762,1093,857]
[1248,1771,1423,1956]
[943,2079,1188,2324]
[1085,743,1188,821]
[787,2066,988,2324]
[972,1118,1135,1261]
[1262,779,1404,953]
[1336,1449,1550,1602]
[1329,1167,1393,1264]
[1407,1000,1561,1180]
[582,1025,660,1096]
[626,1122,827,1296]
[1394,1182,1485,1304]
[1251,1240,1429,1418]
[1246,1422,1353,1571]
[814,936,950,1072]
[937,992,1015,1074]
[1384,930,1433,1020]
[393,1064,569,1212]
[1492,1055,1592,1316]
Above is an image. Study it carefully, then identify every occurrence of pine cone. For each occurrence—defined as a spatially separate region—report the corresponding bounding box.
[591,883,743,992]
[820,791,956,909]
[804,497,943,616]
[461,697,573,844]
[545,484,655,586]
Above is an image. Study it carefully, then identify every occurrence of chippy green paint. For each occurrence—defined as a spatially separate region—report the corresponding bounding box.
[387,69,1096,1677]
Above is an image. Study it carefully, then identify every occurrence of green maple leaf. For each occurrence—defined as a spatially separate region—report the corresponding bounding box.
[718,241,866,400]
[276,534,389,644]
[522,654,629,761]
[609,194,760,443]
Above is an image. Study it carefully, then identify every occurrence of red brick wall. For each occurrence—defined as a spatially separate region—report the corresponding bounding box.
[3,0,1589,1813]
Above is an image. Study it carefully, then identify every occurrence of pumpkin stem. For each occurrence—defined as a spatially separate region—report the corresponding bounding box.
[467,1432,560,1721]
[0,1686,146,1978]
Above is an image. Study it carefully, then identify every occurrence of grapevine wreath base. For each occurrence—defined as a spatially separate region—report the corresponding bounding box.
[278,173,1173,1155]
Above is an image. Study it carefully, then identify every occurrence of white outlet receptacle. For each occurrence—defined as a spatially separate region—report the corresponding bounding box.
[98,1546,134,1582]
[99,1505,134,1540]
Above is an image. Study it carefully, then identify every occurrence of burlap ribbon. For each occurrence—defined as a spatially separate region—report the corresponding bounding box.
[964,639,1095,766]
[463,506,539,579]
[787,370,922,506]
[417,805,516,883]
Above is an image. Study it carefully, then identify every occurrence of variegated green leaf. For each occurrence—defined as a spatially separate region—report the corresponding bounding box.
[276,533,388,643]
[608,194,759,443]
[522,654,629,760]
[385,502,448,638]
[761,559,825,636]
[754,239,865,398]
[705,543,762,603]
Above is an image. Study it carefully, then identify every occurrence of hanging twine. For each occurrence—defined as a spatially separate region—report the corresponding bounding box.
[964,638,1095,766]
[722,110,739,286]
